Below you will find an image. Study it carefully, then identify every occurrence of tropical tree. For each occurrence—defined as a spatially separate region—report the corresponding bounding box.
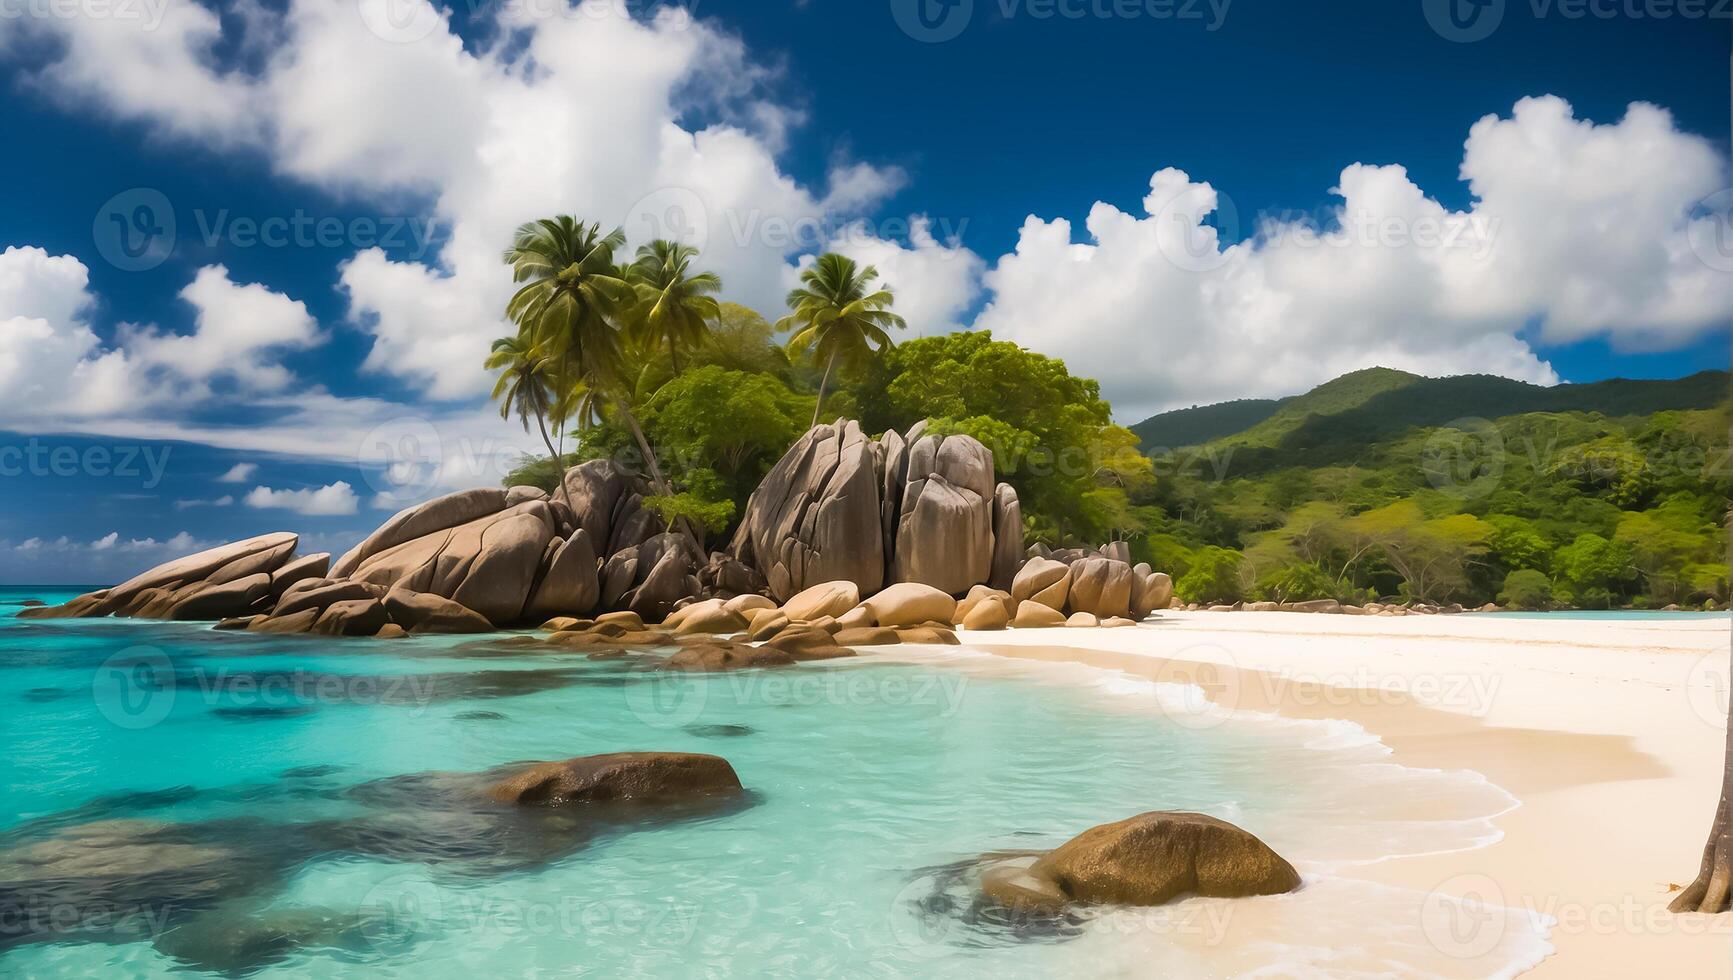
[625,240,722,375]
[501,217,683,516]
[486,330,567,488]
[778,253,906,427]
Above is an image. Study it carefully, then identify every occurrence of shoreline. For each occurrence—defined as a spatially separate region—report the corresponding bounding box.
[963,611,1733,978]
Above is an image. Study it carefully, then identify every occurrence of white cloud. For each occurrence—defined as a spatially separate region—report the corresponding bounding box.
[121,265,322,394]
[175,495,236,510]
[976,97,1729,420]
[822,216,986,335]
[0,245,140,419]
[8,0,907,400]
[244,482,360,516]
[216,463,258,483]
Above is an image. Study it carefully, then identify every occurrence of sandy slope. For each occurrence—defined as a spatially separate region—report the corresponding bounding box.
[965,611,1733,979]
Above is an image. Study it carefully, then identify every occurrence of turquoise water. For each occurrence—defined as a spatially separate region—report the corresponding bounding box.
[0,587,1546,977]
[1489,610,1730,621]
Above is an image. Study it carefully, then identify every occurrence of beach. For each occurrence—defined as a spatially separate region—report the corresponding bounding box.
[968,612,1733,979]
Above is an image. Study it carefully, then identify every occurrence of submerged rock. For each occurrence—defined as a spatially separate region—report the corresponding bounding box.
[485,752,743,806]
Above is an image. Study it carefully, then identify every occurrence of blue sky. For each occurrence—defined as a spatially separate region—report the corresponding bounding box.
[0,0,1728,583]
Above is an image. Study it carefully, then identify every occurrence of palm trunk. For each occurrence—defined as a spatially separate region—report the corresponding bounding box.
[532,387,566,493]
[669,334,682,376]
[810,349,838,429]
[1674,664,1733,913]
[617,400,703,550]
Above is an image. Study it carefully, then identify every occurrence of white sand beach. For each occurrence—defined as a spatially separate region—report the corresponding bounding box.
[966,612,1733,979]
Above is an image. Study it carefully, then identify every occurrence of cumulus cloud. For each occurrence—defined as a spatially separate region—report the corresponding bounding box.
[0,251,327,425]
[976,97,1730,421]
[822,216,986,335]
[0,246,139,419]
[121,265,322,394]
[9,0,912,399]
[244,482,360,515]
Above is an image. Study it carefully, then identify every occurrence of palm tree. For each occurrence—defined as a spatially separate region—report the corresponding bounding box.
[486,330,567,488]
[501,217,677,507]
[626,240,722,375]
[778,253,906,427]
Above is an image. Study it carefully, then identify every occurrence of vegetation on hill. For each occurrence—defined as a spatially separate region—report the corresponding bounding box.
[1127,370,1731,610]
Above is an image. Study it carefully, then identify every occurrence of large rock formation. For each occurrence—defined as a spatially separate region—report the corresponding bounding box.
[19,533,302,622]
[22,423,1177,634]
[730,421,1024,601]
[729,420,889,601]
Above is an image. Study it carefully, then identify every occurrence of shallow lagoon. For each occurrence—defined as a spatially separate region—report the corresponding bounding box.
[0,588,1548,976]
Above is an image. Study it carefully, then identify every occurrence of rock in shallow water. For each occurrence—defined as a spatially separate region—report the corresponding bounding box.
[486,752,744,806]
[980,811,1301,913]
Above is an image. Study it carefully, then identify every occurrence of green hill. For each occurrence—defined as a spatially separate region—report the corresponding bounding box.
[1128,397,1284,449]
[1126,367,1731,611]
[1133,368,1730,460]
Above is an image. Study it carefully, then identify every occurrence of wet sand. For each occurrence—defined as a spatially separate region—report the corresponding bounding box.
[966,612,1733,979]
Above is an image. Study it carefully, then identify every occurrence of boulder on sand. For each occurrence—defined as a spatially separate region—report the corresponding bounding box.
[523,529,601,622]
[1065,556,1134,619]
[890,432,996,594]
[862,582,956,628]
[729,420,887,601]
[1011,557,1071,612]
[486,752,743,806]
[780,581,861,622]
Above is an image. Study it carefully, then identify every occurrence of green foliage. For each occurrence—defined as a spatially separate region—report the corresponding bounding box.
[644,469,737,534]
[1177,546,1247,604]
[1252,562,1345,603]
[779,254,905,426]
[641,364,813,501]
[1553,533,1636,606]
[852,330,1152,547]
[1134,367,1729,609]
[1498,569,1554,610]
